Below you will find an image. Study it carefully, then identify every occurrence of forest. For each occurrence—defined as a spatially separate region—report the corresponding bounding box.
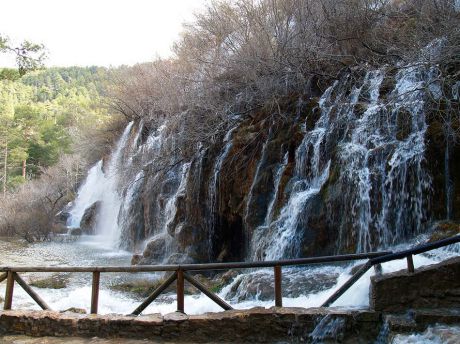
[0,66,122,239]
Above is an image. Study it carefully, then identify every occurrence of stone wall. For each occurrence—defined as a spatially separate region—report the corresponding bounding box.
[370,257,460,312]
[0,308,381,343]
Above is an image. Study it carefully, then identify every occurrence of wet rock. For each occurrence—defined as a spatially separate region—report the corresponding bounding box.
[55,211,71,225]
[69,228,82,236]
[51,223,68,234]
[130,254,142,265]
[30,275,69,289]
[225,269,339,301]
[174,223,196,249]
[219,269,240,285]
[109,279,173,298]
[428,221,460,242]
[80,201,101,235]
[166,253,194,264]
[140,235,166,263]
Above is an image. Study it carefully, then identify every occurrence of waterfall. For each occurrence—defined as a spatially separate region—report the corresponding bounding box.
[251,84,335,261]
[250,56,441,258]
[67,160,105,228]
[206,127,237,257]
[96,122,134,247]
[243,131,270,231]
[338,70,384,252]
[264,151,289,226]
[373,64,432,248]
[67,122,134,247]
[67,40,454,265]
[164,162,192,236]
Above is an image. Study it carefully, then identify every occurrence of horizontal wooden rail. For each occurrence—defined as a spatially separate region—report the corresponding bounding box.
[370,235,460,265]
[0,251,391,273]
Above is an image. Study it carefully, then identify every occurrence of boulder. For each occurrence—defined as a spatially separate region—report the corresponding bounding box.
[69,228,82,236]
[428,222,460,242]
[55,211,71,226]
[140,234,167,263]
[131,254,142,265]
[80,201,101,234]
[225,269,339,301]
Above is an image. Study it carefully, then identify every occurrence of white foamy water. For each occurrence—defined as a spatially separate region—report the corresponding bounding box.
[392,325,460,344]
[67,122,134,247]
[67,161,105,228]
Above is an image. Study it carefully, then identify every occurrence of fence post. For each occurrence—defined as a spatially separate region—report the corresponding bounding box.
[374,264,382,275]
[406,255,415,273]
[4,271,14,310]
[177,269,185,313]
[91,271,100,314]
[274,265,282,307]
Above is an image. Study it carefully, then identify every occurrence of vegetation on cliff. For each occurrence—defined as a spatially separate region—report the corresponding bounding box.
[112,0,460,171]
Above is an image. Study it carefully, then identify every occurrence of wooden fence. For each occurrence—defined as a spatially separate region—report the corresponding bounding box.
[0,235,458,315]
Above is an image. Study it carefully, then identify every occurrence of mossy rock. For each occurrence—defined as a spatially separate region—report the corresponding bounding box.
[429,222,460,242]
[30,275,69,289]
[110,274,229,298]
[109,279,167,297]
[353,102,368,118]
[61,307,87,314]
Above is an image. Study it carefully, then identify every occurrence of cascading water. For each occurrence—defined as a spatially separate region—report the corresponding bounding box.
[243,128,271,229]
[249,56,443,259]
[66,160,105,228]
[338,62,437,251]
[264,151,289,226]
[206,127,238,258]
[67,122,134,248]
[251,83,336,260]
[163,162,192,256]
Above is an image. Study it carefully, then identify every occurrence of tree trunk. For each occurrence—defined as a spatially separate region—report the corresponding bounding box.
[22,159,26,180]
[3,140,7,195]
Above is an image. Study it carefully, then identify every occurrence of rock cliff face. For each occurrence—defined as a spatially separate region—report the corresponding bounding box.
[68,42,460,264]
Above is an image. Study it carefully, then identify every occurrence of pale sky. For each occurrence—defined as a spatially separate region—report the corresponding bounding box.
[0,0,208,67]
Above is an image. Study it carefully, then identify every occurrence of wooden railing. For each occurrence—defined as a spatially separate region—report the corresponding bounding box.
[321,235,460,306]
[0,235,458,315]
